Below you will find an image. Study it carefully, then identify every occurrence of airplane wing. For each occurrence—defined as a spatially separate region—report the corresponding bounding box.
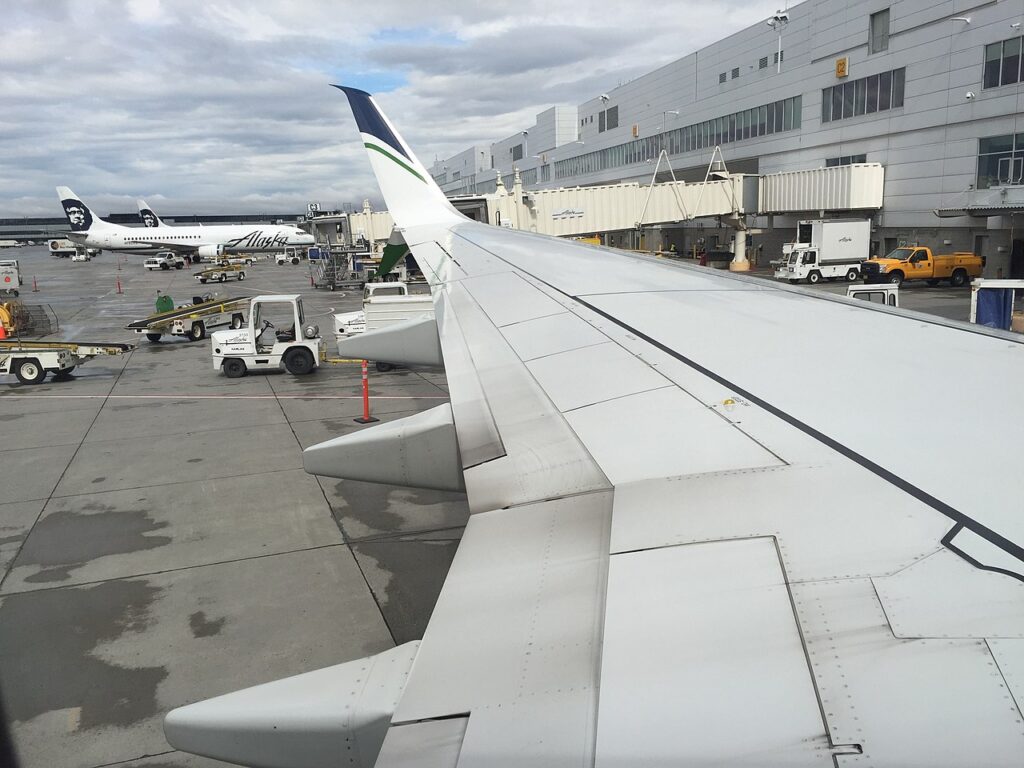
[164,88,1024,767]
[125,239,199,253]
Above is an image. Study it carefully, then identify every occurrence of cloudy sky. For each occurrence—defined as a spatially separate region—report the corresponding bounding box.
[1,0,778,218]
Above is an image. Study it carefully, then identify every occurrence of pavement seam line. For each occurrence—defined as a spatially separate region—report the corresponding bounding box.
[1,542,350,597]
[0,347,135,590]
[267,373,401,647]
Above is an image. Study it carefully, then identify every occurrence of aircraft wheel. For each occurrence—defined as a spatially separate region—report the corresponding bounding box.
[14,358,46,384]
[283,347,315,375]
[223,358,247,378]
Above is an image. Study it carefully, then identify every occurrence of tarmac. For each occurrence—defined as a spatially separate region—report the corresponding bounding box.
[0,246,467,768]
[0,246,984,768]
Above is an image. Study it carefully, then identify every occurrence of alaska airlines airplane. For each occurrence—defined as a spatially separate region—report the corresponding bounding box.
[57,187,313,259]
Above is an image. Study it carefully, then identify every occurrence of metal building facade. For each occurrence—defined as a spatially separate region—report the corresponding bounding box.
[430,0,1024,276]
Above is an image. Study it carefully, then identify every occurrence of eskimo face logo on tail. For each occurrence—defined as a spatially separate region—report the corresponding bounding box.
[62,199,93,231]
[223,231,290,250]
[141,210,158,227]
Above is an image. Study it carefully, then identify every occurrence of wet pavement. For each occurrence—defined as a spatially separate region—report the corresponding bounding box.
[0,246,467,768]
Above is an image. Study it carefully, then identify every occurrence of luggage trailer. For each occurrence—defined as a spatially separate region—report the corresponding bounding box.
[0,339,135,384]
[127,296,250,343]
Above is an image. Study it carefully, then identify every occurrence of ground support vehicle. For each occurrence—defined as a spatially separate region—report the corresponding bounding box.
[969,279,1024,331]
[276,252,301,265]
[71,251,91,262]
[144,252,187,271]
[311,246,369,291]
[0,339,134,384]
[332,282,434,370]
[0,260,21,297]
[847,284,899,307]
[218,256,256,267]
[196,265,246,283]
[775,219,870,284]
[212,295,324,378]
[48,239,77,258]
[127,295,248,342]
[861,247,982,286]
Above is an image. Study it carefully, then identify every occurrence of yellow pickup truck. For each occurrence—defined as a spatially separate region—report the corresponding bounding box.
[860,247,982,286]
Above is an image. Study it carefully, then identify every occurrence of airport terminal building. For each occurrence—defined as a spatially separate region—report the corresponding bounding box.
[429,0,1024,276]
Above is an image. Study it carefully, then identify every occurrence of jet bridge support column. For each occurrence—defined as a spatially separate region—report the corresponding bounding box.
[729,223,749,272]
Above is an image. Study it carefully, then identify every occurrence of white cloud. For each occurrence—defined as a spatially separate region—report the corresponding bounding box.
[1,0,779,216]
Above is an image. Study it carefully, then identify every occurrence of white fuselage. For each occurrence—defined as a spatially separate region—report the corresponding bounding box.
[75,223,313,255]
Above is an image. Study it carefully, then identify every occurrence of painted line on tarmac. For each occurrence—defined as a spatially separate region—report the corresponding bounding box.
[0,394,449,400]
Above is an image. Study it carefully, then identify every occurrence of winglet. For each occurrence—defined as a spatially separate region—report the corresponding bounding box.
[334,86,462,229]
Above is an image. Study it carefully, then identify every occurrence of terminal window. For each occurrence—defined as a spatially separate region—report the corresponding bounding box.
[606,106,619,130]
[977,134,1024,189]
[869,9,890,53]
[826,154,867,166]
[511,144,523,161]
[984,36,1022,89]
[821,68,904,122]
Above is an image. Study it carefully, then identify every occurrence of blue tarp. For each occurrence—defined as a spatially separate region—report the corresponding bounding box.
[976,287,1014,330]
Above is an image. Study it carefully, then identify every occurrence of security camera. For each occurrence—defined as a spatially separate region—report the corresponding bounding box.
[1012,22,1022,30]
[600,94,610,102]
[965,91,976,100]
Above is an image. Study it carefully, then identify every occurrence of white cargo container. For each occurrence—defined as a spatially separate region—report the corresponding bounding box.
[774,219,871,284]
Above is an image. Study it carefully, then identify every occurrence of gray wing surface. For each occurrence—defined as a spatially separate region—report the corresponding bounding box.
[164,88,1024,768]
[374,218,1024,767]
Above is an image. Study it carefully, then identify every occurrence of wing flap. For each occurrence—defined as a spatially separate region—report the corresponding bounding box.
[596,538,832,767]
[392,493,612,765]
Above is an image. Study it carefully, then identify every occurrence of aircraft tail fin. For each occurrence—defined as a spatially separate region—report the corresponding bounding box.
[333,86,463,229]
[56,187,114,233]
[137,199,163,228]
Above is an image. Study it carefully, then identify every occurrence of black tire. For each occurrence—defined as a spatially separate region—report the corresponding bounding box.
[11,290,18,297]
[53,366,76,380]
[238,271,246,281]
[888,271,904,285]
[283,347,315,375]
[788,279,799,285]
[375,362,395,372]
[146,333,162,342]
[175,262,184,270]
[220,260,229,267]
[845,269,859,282]
[199,278,207,284]
[245,259,254,266]
[950,269,968,287]
[160,263,170,270]
[189,321,206,342]
[329,284,336,291]
[807,270,822,284]
[14,358,46,384]
[291,257,300,265]
[223,358,247,378]
[218,273,227,283]
[230,313,244,329]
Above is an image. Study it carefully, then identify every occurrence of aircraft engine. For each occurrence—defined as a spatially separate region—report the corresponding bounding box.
[196,244,224,259]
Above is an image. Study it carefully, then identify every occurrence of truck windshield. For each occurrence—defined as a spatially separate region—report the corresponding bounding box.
[884,248,915,261]
[788,252,799,264]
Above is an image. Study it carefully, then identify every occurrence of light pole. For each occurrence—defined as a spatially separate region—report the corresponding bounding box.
[766,11,789,73]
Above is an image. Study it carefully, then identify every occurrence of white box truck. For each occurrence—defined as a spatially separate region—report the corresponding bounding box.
[774,219,871,284]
